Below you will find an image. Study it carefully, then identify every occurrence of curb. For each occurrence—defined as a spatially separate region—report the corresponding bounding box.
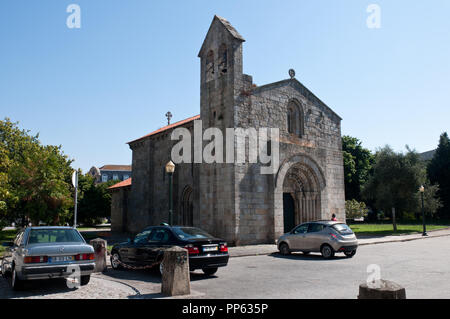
[358,233,450,247]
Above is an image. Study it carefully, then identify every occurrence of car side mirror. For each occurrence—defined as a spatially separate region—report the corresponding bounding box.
[2,242,14,247]
[127,238,132,243]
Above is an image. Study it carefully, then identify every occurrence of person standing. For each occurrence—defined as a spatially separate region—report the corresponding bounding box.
[331,214,337,221]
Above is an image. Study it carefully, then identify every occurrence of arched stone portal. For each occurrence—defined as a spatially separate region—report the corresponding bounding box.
[274,154,326,238]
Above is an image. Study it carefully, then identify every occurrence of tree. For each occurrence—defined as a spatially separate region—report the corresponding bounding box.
[76,173,116,226]
[345,199,369,220]
[416,182,442,219]
[362,146,420,222]
[342,136,374,201]
[427,132,450,219]
[362,146,441,223]
[0,118,74,226]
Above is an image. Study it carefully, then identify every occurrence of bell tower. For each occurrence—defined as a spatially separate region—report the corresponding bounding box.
[198,15,245,130]
[197,16,246,245]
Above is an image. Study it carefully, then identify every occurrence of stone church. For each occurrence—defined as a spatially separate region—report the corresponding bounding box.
[110,16,345,245]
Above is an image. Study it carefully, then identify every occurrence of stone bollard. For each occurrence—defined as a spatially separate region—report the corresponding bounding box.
[358,280,406,299]
[89,238,107,273]
[161,246,190,296]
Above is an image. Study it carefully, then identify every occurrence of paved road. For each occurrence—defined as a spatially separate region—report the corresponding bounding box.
[1,236,449,299]
[189,235,450,299]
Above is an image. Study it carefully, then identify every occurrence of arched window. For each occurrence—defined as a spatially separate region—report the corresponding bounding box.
[286,100,305,137]
[181,186,193,226]
[206,50,215,82]
[218,44,228,75]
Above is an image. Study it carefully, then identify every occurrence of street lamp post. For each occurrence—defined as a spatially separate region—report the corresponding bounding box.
[165,160,175,225]
[419,185,427,236]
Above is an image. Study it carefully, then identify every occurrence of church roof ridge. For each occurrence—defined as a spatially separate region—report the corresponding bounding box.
[252,78,343,121]
[127,114,200,145]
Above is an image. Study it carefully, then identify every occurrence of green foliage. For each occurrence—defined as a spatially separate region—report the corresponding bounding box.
[362,145,441,220]
[345,199,369,219]
[342,136,374,201]
[76,174,115,226]
[0,118,74,226]
[427,132,450,218]
[416,183,442,219]
[402,211,416,222]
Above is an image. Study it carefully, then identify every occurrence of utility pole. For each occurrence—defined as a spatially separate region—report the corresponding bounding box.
[72,170,78,228]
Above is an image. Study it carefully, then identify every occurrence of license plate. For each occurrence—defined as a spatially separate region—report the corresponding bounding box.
[203,245,218,252]
[49,256,74,263]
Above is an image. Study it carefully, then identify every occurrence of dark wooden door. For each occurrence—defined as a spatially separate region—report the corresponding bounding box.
[283,193,296,233]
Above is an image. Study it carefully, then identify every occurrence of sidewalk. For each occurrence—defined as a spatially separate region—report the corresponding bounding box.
[228,227,450,258]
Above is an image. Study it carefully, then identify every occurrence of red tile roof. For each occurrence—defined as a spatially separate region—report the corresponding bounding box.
[100,165,132,171]
[128,115,200,144]
[108,178,132,190]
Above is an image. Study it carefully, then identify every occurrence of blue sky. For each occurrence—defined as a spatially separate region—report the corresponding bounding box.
[1,0,449,172]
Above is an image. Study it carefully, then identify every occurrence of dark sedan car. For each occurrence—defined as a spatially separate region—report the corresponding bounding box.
[110,226,229,275]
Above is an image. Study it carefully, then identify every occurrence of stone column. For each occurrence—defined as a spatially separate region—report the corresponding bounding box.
[89,238,107,273]
[358,280,406,299]
[161,246,190,296]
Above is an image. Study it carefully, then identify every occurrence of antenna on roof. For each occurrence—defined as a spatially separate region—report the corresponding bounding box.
[165,111,173,125]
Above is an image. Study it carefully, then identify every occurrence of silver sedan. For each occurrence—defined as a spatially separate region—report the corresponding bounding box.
[277,221,358,259]
[1,226,95,290]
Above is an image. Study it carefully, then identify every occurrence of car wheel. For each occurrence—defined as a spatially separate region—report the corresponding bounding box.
[344,250,356,258]
[110,252,123,270]
[10,266,24,291]
[320,244,335,259]
[279,243,291,256]
[202,268,218,276]
[80,275,90,286]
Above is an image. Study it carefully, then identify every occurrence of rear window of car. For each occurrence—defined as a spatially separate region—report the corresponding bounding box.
[27,229,84,244]
[332,224,354,235]
[172,227,215,240]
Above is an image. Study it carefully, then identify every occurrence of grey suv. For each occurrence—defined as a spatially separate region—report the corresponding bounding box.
[277,221,358,259]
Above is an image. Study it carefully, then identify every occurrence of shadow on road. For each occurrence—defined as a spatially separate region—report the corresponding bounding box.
[101,267,162,284]
[0,276,82,299]
[268,252,349,261]
[101,267,219,284]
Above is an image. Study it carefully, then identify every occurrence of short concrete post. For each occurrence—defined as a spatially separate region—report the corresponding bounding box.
[89,238,107,273]
[358,280,406,299]
[161,246,190,296]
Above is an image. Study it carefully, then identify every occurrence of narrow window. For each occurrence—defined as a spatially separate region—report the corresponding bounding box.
[206,50,215,82]
[287,106,295,134]
[287,100,305,138]
[218,44,228,74]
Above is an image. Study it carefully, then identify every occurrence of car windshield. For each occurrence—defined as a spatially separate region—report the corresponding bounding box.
[332,224,354,235]
[28,229,84,244]
[172,227,215,240]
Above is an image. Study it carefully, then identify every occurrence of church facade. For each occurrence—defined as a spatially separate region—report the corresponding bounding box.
[111,16,345,245]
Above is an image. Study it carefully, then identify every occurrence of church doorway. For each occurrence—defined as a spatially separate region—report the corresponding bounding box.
[281,162,322,228]
[181,186,193,226]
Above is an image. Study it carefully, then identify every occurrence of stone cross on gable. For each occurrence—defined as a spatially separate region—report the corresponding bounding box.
[165,111,173,125]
